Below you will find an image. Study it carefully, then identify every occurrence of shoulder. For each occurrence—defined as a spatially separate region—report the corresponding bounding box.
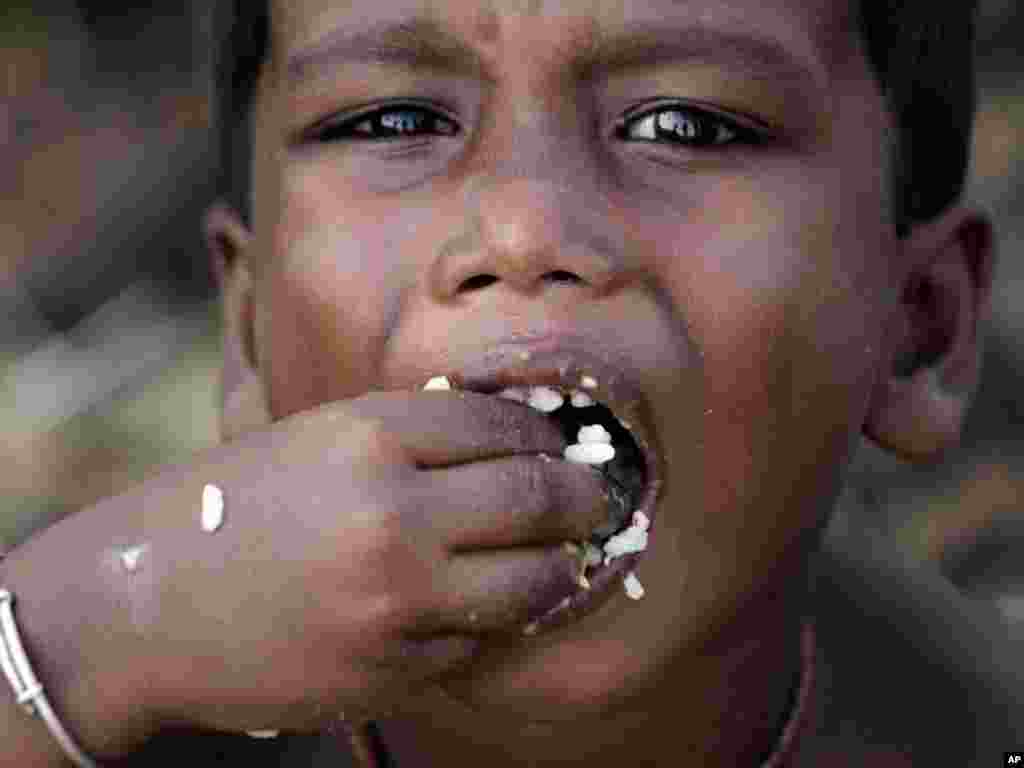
[798,531,1024,766]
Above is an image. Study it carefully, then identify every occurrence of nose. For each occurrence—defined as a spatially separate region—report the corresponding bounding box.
[431,176,627,300]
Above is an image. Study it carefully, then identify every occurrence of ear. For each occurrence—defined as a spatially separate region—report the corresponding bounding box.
[864,207,995,464]
[203,201,270,441]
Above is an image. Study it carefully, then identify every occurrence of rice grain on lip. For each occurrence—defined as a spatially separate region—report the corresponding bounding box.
[602,524,648,561]
[423,376,453,390]
[623,572,645,600]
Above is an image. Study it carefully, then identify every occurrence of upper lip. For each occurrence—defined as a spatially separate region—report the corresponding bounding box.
[444,335,665,528]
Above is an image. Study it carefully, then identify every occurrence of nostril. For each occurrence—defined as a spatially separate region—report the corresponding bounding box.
[460,274,499,292]
[459,272,579,292]
[546,271,581,284]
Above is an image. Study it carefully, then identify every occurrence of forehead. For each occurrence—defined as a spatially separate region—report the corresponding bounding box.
[271,0,856,83]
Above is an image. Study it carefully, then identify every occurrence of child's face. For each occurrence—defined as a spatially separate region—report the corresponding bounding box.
[218,0,990,721]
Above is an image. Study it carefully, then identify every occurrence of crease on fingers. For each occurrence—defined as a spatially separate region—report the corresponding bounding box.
[420,455,610,553]
[395,392,567,469]
[427,546,580,635]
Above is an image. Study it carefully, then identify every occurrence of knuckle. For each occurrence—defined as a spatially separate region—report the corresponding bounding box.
[358,489,424,565]
[326,567,419,641]
[339,398,414,467]
[360,418,410,464]
[359,510,403,557]
[363,588,414,632]
[359,508,438,606]
[384,466,436,536]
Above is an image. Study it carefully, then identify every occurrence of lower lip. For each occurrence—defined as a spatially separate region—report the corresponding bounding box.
[530,433,659,633]
[527,549,645,635]
[526,420,659,634]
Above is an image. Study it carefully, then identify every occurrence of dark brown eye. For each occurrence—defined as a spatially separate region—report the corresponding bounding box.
[615,105,762,148]
[312,101,763,150]
[315,105,458,143]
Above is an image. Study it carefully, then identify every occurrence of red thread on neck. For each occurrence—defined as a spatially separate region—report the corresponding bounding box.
[761,619,817,768]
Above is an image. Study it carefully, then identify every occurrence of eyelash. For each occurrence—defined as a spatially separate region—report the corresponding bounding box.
[310,101,766,150]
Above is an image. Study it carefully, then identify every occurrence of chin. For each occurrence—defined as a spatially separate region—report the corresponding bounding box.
[436,609,673,724]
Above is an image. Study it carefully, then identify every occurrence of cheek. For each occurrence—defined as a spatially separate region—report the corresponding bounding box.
[684,174,883,403]
[258,182,402,418]
[662,174,884,546]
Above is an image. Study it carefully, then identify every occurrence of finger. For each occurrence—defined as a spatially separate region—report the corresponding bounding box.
[350,390,568,468]
[377,634,483,685]
[420,454,613,552]
[426,544,581,634]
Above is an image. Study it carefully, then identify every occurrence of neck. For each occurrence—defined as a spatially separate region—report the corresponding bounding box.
[374,568,810,768]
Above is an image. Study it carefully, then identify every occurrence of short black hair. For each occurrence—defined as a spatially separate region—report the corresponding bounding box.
[213,0,979,239]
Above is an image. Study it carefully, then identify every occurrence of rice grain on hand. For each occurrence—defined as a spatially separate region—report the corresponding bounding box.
[201,484,225,533]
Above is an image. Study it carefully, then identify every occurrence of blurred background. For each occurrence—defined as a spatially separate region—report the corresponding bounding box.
[2,3,1022,620]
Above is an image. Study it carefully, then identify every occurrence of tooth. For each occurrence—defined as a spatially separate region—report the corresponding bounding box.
[497,387,529,403]
[580,375,598,390]
[602,524,648,559]
[623,571,645,600]
[424,376,452,390]
[633,511,650,531]
[564,442,615,465]
[570,390,595,408]
[577,424,612,445]
[527,386,565,413]
[247,730,281,739]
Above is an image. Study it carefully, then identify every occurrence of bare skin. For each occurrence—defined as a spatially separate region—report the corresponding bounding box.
[203,0,995,764]
[0,392,611,763]
[0,0,1000,765]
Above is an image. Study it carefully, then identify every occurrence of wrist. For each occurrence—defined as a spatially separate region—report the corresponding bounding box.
[1,555,69,766]
[1,522,160,763]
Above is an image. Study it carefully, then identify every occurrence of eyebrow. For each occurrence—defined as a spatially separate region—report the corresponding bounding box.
[286,15,828,95]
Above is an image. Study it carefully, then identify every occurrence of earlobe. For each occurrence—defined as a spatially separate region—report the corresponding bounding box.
[202,201,270,440]
[863,365,973,463]
[863,208,994,464]
[204,201,252,292]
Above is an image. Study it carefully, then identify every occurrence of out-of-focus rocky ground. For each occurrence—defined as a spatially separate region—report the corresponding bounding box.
[2,3,1023,620]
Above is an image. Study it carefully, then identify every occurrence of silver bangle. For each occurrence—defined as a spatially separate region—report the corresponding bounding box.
[0,589,103,768]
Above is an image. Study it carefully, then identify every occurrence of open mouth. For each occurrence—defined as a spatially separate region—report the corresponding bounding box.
[494,384,648,549]
[425,368,659,632]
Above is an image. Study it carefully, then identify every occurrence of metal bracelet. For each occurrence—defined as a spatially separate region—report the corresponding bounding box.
[0,589,103,768]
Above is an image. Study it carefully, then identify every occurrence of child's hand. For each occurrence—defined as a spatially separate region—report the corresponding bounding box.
[145,389,610,736]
